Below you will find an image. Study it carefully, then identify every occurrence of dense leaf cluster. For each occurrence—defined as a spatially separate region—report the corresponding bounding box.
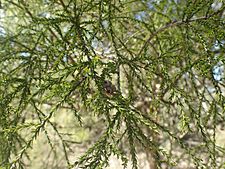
[0,0,225,168]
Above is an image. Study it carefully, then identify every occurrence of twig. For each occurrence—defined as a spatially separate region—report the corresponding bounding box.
[138,8,225,56]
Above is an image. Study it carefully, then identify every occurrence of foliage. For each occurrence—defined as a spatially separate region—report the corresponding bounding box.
[0,0,225,168]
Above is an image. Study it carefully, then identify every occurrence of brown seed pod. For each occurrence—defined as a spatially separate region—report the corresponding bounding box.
[103,80,116,96]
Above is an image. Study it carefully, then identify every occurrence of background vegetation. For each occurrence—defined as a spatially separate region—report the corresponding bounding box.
[0,0,225,168]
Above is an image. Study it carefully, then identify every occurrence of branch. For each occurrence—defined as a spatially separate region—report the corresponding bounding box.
[138,8,225,56]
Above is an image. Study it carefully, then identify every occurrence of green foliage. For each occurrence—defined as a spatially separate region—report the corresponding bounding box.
[0,0,225,168]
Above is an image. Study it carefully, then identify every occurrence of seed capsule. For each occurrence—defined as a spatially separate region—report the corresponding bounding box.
[103,80,116,96]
